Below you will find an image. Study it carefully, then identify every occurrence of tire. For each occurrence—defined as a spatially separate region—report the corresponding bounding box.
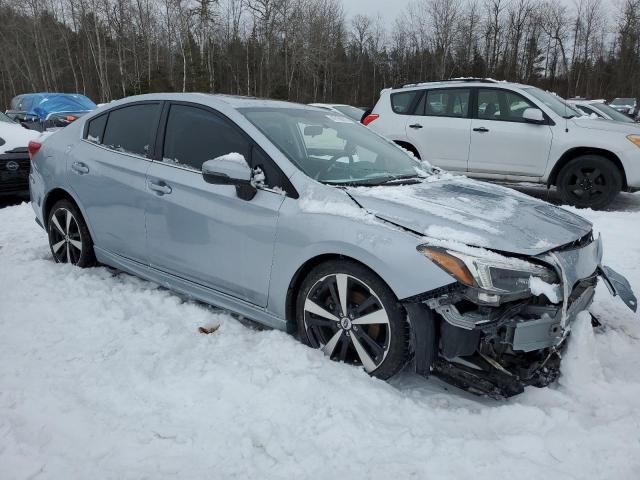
[47,199,96,267]
[295,260,410,379]
[556,155,622,209]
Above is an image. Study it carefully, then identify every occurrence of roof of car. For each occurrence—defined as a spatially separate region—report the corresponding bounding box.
[109,92,312,110]
[384,78,530,93]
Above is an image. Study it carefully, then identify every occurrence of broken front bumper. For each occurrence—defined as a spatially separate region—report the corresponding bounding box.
[407,234,637,398]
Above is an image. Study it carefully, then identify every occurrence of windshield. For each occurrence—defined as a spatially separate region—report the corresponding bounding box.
[240,108,432,185]
[610,98,635,106]
[522,87,581,118]
[333,105,366,122]
[592,102,635,123]
[0,111,15,123]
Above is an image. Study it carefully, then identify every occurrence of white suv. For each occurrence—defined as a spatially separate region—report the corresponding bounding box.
[365,79,640,208]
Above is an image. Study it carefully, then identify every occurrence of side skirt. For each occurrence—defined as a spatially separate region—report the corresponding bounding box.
[94,247,288,331]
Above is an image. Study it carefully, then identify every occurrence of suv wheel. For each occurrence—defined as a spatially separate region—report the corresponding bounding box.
[296,260,410,379]
[556,155,622,209]
[47,199,96,267]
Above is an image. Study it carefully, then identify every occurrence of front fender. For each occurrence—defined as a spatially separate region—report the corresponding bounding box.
[267,196,455,320]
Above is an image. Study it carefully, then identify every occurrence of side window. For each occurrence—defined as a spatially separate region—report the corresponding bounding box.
[391,90,419,114]
[85,114,107,144]
[477,89,536,123]
[162,105,251,172]
[102,103,161,157]
[423,89,470,118]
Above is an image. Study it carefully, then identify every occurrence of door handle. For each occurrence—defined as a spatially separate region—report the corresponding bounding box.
[71,161,89,174]
[148,181,172,195]
[409,123,423,129]
[473,127,490,133]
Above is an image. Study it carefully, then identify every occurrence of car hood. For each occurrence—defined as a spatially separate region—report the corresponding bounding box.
[346,175,592,256]
[0,122,41,155]
[571,117,640,133]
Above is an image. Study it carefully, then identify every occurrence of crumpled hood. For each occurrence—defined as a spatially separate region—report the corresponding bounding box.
[346,175,593,256]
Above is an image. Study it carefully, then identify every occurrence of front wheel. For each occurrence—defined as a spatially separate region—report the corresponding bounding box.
[47,199,96,267]
[556,155,622,209]
[296,260,410,379]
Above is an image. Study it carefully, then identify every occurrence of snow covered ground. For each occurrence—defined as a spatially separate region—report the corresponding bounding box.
[1,192,640,480]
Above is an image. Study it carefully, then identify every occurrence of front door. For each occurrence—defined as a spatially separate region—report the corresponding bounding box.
[468,88,553,176]
[404,87,471,172]
[145,103,285,307]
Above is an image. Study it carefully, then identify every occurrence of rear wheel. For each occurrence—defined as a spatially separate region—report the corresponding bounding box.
[556,155,622,209]
[47,199,96,267]
[296,260,410,379]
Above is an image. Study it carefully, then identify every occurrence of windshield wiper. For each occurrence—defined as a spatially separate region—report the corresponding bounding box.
[373,174,424,185]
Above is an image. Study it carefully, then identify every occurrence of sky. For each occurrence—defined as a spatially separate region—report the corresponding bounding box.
[341,0,413,25]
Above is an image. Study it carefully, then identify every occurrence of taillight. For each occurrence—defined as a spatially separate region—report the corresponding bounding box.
[362,114,379,126]
[28,140,42,160]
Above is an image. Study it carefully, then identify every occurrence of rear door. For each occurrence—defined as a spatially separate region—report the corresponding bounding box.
[70,102,162,263]
[403,87,471,172]
[145,103,285,307]
[468,88,552,176]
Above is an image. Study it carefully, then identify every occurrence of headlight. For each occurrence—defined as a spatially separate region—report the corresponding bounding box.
[418,245,558,294]
[627,135,640,149]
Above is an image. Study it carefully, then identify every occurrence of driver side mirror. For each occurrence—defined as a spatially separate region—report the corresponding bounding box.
[202,154,257,201]
[522,108,545,124]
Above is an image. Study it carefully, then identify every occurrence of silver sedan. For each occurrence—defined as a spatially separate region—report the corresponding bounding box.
[28,93,637,398]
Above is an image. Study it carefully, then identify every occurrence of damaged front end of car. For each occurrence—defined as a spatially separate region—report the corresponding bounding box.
[404,232,637,399]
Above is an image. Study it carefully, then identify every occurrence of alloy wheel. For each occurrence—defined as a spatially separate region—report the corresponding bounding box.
[565,166,607,202]
[49,208,83,264]
[303,273,391,372]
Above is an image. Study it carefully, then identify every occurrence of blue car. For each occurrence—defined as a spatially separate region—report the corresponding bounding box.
[6,93,96,131]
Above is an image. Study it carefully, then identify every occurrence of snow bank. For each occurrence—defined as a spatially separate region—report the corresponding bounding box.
[1,201,640,479]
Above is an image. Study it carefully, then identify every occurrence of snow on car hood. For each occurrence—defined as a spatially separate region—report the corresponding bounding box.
[346,176,592,256]
[0,122,41,154]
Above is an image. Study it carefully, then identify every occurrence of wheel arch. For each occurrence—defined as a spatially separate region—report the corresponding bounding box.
[548,147,627,189]
[285,253,394,334]
[42,188,94,239]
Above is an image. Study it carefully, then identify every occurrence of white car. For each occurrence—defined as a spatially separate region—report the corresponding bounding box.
[365,79,640,208]
[308,103,366,122]
[568,99,637,124]
[0,111,40,155]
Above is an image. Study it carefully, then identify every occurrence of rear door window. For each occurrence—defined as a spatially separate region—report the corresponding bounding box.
[102,103,161,158]
[85,114,107,144]
[390,90,420,114]
[423,89,470,118]
[162,104,251,172]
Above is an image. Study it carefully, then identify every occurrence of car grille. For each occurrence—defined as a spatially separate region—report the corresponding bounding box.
[0,150,30,193]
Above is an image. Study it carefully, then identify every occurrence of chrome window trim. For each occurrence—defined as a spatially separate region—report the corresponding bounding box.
[80,138,153,162]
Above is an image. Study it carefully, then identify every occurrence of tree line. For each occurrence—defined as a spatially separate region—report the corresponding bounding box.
[0,0,638,110]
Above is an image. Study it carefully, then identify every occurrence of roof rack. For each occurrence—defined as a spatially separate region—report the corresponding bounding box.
[398,78,499,89]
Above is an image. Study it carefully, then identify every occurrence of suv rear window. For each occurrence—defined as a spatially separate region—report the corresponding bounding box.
[102,103,161,158]
[390,91,420,114]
